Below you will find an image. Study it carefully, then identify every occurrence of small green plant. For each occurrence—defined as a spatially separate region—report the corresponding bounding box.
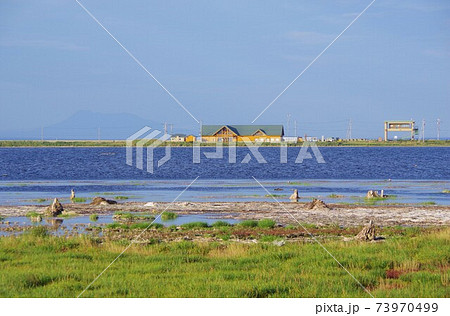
[29,226,48,238]
[181,222,209,229]
[71,197,87,203]
[238,220,258,228]
[26,211,41,218]
[161,212,178,221]
[113,211,134,220]
[89,214,99,222]
[218,234,231,241]
[259,235,279,242]
[264,194,287,198]
[58,211,77,218]
[106,223,128,229]
[287,182,311,186]
[148,223,164,229]
[212,221,231,227]
[114,196,129,200]
[258,219,276,229]
[328,194,344,198]
[129,222,152,230]
[421,201,436,205]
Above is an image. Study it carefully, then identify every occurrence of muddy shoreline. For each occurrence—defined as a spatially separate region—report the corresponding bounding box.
[1,201,449,227]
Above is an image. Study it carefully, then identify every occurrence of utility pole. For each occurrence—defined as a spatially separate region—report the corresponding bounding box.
[422,119,425,142]
[437,118,441,140]
[163,122,168,136]
[286,114,291,136]
[346,119,352,140]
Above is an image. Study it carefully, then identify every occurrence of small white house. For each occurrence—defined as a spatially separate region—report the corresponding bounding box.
[170,134,186,142]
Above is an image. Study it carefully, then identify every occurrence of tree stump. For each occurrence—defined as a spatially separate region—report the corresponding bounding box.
[289,189,299,201]
[45,198,64,217]
[366,190,380,199]
[306,198,329,210]
[356,220,376,241]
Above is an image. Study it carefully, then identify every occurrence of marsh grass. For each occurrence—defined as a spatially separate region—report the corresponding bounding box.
[264,194,288,198]
[212,221,231,227]
[89,214,99,222]
[0,227,447,297]
[238,220,258,228]
[26,211,42,218]
[257,219,276,229]
[180,222,209,229]
[113,211,154,222]
[287,182,311,186]
[114,196,129,200]
[71,197,87,203]
[58,211,77,218]
[328,194,344,198]
[161,212,178,221]
[106,222,162,230]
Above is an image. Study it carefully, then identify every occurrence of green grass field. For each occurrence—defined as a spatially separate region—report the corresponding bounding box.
[0,227,448,298]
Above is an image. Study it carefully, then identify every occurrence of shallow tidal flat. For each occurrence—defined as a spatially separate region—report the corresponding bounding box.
[1,201,449,227]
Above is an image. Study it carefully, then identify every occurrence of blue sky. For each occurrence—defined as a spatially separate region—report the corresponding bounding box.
[1,0,449,138]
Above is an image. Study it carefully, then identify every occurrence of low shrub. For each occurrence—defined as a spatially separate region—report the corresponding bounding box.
[89,214,99,222]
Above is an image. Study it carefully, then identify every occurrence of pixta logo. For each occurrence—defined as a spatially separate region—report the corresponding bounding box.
[126,127,325,173]
[126,126,171,174]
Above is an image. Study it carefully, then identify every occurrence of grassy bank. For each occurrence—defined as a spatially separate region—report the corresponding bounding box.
[0,139,449,147]
[0,227,448,297]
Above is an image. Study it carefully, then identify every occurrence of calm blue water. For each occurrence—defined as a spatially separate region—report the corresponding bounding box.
[0,147,448,206]
[0,147,449,180]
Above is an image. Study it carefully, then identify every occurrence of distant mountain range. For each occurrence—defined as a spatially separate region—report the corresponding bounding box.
[0,110,194,140]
